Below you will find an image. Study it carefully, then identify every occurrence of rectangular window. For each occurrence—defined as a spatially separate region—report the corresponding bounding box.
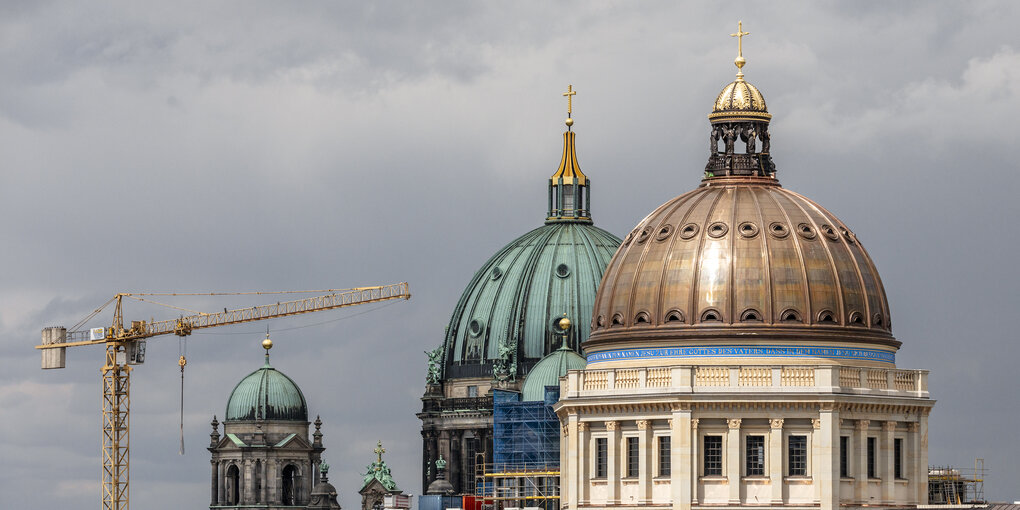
[894,438,904,479]
[704,436,723,476]
[840,436,850,478]
[658,436,671,476]
[787,435,807,476]
[595,438,608,478]
[467,385,478,398]
[867,437,877,479]
[746,435,765,476]
[626,437,639,477]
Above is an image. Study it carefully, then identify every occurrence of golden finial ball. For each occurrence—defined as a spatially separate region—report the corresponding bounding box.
[262,337,273,350]
[558,317,571,331]
[565,117,574,127]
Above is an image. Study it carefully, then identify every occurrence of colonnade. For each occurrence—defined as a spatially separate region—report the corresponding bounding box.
[209,457,319,507]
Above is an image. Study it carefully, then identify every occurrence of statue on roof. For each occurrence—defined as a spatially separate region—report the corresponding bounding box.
[425,347,443,385]
[492,339,516,383]
[360,441,399,492]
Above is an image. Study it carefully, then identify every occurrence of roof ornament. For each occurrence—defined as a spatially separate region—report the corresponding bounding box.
[730,21,750,80]
[563,84,577,129]
[262,328,273,366]
[374,440,386,464]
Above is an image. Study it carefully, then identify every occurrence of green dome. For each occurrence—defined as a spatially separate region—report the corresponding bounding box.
[443,221,620,379]
[521,344,587,401]
[225,356,308,422]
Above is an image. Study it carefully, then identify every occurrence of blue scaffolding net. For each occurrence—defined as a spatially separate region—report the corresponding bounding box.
[492,387,560,469]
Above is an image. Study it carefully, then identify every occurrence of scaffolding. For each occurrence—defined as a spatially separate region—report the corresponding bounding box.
[492,390,560,466]
[475,462,559,510]
[481,389,561,510]
[928,459,986,505]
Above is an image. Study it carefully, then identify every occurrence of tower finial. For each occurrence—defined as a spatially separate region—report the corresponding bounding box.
[563,84,577,128]
[262,328,273,365]
[730,21,750,79]
[374,440,386,463]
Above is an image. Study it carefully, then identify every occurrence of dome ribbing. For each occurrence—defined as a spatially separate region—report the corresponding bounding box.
[225,355,308,422]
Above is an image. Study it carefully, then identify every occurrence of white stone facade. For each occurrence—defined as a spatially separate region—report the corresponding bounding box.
[554,363,933,510]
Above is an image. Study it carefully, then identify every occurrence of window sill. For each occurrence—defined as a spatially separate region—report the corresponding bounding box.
[840,477,855,482]
[699,476,728,483]
[742,476,770,484]
[784,476,812,484]
[895,478,909,484]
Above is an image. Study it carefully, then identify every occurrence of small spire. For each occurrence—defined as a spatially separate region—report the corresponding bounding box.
[730,21,750,80]
[548,85,592,223]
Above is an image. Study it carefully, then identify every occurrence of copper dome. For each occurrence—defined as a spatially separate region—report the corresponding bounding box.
[589,176,894,350]
[587,52,897,356]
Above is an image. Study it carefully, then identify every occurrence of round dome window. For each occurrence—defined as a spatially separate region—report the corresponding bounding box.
[490,266,503,280]
[555,263,570,278]
[469,319,485,337]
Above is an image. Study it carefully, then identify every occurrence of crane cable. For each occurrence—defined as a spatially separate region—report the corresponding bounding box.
[178,336,187,455]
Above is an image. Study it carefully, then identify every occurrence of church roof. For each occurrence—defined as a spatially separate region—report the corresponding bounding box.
[225,352,308,422]
[521,342,586,401]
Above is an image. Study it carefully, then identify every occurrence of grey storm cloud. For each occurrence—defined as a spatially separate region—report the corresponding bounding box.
[1,1,1018,508]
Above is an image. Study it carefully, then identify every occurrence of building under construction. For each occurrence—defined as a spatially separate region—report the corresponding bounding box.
[475,389,561,510]
[928,460,986,505]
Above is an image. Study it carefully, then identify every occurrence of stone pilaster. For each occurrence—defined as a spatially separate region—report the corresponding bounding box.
[671,408,692,510]
[918,414,930,504]
[578,422,590,505]
[818,407,840,510]
[606,420,620,505]
[883,421,896,504]
[637,420,653,504]
[566,413,579,510]
[243,459,254,504]
[854,420,870,503]
[449,429,462,494]
[769,418,784,504]
[217,460,226,505]
[690,419,700,505]
[727,418,741,505]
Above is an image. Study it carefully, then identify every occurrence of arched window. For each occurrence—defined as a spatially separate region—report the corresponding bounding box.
[226,464,240,505]
[282,464,298,505]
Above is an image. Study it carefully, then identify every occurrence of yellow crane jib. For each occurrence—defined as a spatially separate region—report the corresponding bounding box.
[34,281,410,510]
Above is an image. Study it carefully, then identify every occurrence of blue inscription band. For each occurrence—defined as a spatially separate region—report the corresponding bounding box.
[586,345,895,364]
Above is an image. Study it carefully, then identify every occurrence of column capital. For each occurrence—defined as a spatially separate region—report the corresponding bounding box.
[839,418,846,428]
[812,418,821,429]
[883,421,897,432]
[907,422,919,432]
[636,420,651,430]
[578,421,589,432]
[561,424,569,435]
[691,418,700,429]
[728,418,742,429]
[606,420,619,431]
[769,418,784,429]
[855,419,870,431]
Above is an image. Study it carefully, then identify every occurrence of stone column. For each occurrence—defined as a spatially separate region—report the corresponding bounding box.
[579,422,590,505]
[606,421,620,505]
[883,421,896,503]
[243,459,254,504]
[266,459,277,505]
[854,420,870,504]
[449,430,462,494]
[426,431,439,487]
[818,409,840,510]
[261,461,268,504]
[690,419,700,505]
[566,413,579,510]
[211,460,219,506]
[918,414,929,504]
[217,460,226,504]
[671,409,692,510]
[637,420,653,504]
[769,418,784,504]
[727,418,741,505]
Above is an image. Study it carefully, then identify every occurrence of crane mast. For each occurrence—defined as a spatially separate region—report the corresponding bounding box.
[36,282,411,510]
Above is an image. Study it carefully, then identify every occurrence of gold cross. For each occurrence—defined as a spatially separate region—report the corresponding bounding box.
[562,85,577,116]
[730,21,749,59]
[374,440,385,463]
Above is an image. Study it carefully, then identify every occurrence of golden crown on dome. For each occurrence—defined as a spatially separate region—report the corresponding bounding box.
[708,21,772,123]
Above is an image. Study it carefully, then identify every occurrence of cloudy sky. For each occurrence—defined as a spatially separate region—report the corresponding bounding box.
[2,1,1018,507]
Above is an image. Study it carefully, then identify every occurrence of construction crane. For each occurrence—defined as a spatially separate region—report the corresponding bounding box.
[35,282,410,510]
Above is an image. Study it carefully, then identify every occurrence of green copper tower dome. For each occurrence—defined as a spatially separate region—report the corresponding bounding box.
[225,340,308,422]
[439,89,622,382]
